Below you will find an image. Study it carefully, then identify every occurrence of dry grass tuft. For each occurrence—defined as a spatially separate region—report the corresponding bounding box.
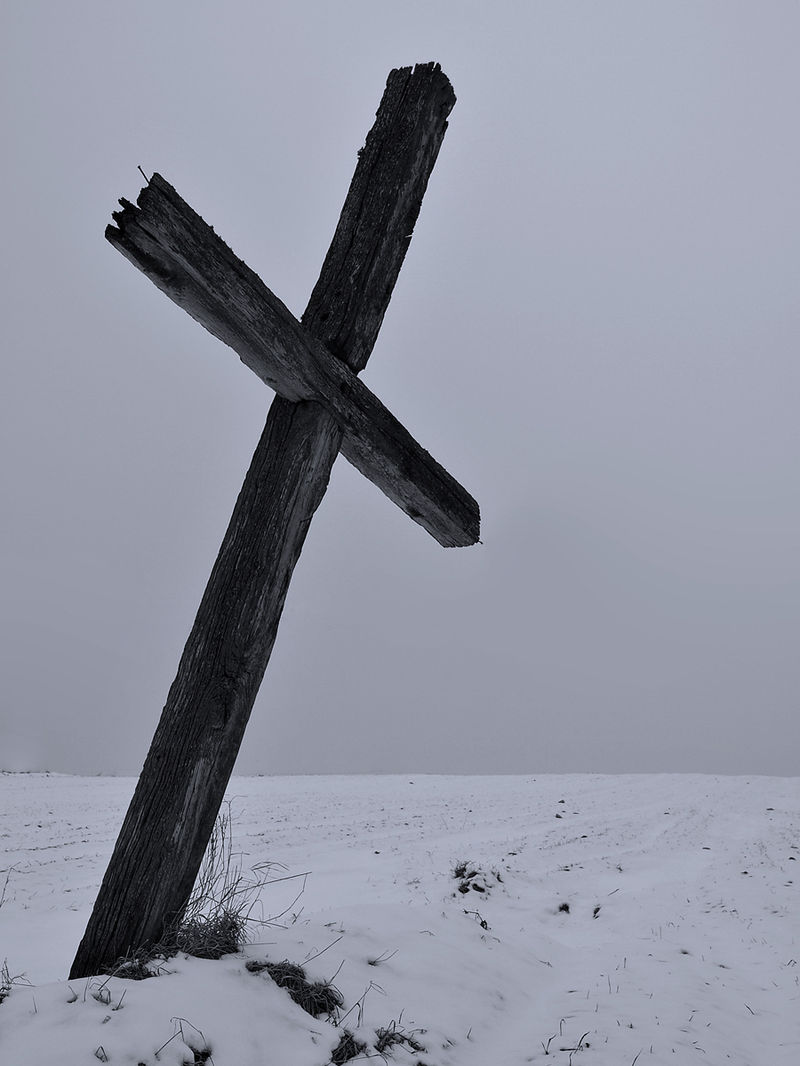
[374,1020,426,1056]
[330,1029,368,1064]
[176,803,278,959]
[102,805,298,977]
[0,958,31,1003]
[105,950,168,981]
[247,958,343,1018]
[176,911,243,961]
[0,960,11,1004]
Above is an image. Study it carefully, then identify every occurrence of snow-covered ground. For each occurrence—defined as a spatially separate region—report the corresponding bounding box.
[0,773,797,1064]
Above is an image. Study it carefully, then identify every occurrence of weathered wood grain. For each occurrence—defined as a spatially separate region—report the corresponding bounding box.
[107,172,478,548]
[71,63,476,980]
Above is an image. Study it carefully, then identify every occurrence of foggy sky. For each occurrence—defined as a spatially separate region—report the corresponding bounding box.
[2,1,799,776]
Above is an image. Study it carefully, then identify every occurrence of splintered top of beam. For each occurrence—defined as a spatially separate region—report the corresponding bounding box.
[303,61,455,373]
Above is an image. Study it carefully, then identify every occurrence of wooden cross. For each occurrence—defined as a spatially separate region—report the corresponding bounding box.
[70,63,479,979]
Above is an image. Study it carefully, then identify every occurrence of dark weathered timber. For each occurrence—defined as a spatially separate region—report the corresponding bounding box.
[106,173,478,548]
[71,62,471,979]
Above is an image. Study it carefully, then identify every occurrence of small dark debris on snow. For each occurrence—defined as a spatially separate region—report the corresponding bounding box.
[464,909,489,930]
[558,902,570,914]
[453,861,499,897]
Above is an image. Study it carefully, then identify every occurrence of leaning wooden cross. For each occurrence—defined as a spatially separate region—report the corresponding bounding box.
[71,62,479,979]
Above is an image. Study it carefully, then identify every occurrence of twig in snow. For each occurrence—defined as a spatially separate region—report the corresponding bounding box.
[304,934,343,964]
[367,948,398,967]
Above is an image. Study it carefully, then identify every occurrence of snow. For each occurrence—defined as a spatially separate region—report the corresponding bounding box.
[1,772,798,1064]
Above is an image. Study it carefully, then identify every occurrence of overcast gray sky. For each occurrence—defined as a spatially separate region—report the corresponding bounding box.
[2,1,798,776]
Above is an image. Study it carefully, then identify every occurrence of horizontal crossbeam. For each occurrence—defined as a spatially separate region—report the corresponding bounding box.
[107,175,479,547]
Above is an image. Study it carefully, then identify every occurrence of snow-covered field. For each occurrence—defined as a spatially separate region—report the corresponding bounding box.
[0,773,797,1065]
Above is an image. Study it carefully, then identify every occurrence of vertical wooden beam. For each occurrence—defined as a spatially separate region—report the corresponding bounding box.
[70,63,456,979]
